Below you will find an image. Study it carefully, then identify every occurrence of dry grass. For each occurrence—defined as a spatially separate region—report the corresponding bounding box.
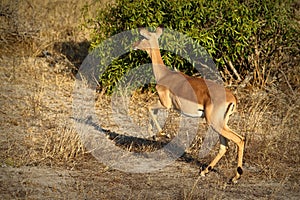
[0,0,97,167]
[0,0,299,199]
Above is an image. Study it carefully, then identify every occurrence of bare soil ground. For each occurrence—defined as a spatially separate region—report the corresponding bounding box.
[1,0,299,199]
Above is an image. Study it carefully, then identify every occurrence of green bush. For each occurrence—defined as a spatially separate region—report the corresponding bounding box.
[82,0,299,92]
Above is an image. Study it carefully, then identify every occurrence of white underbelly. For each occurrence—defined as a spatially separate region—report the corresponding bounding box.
[181,109,205,118]
[172,95,204,118]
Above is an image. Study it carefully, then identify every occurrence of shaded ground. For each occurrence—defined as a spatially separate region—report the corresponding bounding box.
[1,0,299,199]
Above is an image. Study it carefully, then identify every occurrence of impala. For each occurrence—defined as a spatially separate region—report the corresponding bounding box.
[133,27,245,183]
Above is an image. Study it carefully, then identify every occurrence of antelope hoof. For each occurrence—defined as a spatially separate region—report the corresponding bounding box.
[155,130,170,139]
[229,176,240,184]
[151,133,170,141]
[200,165,211,177]
[200,170,207,177]
[229,167,243,184]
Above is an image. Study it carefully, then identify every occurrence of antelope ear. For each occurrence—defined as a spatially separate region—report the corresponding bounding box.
[156,26,163,37]
[140,28,151,39]
[132,41,140,50]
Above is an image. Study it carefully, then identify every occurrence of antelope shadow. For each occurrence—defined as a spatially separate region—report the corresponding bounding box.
[71,116,203,169]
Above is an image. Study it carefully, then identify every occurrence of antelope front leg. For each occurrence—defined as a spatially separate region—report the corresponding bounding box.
[148,101,169,138]
[148,106,162,133]
[148,101,170,138]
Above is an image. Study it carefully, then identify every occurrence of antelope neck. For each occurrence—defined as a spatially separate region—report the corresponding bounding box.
[149,47,170,82]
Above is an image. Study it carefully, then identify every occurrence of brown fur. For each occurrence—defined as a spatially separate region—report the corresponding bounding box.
[133,27,245,183]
